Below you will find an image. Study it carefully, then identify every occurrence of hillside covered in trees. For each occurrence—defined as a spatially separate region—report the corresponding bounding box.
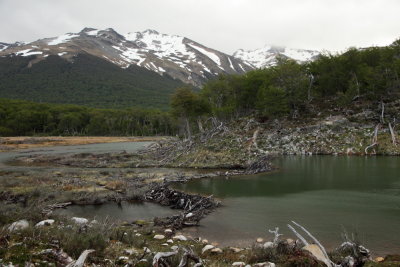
[1,39,399,139]
[171,38,400,136]
[0,53,184,110]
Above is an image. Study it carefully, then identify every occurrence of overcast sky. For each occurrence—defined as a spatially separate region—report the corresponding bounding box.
[1,0,399,54]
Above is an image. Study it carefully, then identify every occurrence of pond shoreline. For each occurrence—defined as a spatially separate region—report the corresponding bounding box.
[1,140,399,266]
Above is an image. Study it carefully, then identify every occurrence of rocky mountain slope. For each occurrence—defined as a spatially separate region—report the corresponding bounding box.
[233,45,320,68]
[0,28,253,87]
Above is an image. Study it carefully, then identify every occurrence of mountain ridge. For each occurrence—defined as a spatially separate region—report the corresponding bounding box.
[0,28,253,87]
[0,28,322,86]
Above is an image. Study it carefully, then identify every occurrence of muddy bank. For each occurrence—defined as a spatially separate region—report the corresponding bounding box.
[0,136,169,152]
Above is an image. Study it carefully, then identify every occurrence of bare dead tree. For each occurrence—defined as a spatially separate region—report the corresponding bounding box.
[389,121,397,146]
[288,221,338,267]
[365,124,380,155]
[380,101,385,124]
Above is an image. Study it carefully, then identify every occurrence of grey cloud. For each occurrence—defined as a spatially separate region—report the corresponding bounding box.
[1,0,399,54]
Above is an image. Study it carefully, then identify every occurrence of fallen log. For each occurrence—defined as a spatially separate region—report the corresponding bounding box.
[66,249,94,267]
[153,251,178,267]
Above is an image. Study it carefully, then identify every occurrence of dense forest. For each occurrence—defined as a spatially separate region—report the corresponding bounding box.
[171,39,400,137]
[0,98,177,136]
[1,39,399,137]
[0,53,184,110]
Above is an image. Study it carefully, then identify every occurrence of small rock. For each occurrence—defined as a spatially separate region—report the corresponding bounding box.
[135,233,142,237]
[232,262,246,267]
[35,219,55,227]
[202,244,215,254]
[375,257,385,262]
[124,249,137,256]
[171,245,179,251]
[154,234,165,240]
[263,241,274,249]
[286,238,294,245]
[8,220,29,232]
[202,239,208,244]
[185,212,194,218]
[161,243,169,246]
[143,247,151,253]
[164,229,173,234]
[230,247,243,253]
[173,235,187,241]
[211,248,223,254]
[253,262,275,267]
[256,238,264,243]
[71,217,88,225]
[167,239,174,244]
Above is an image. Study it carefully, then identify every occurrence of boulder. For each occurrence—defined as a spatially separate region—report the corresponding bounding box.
[211,248,223,254]
[154,234,165,240]
[124,249,138,256]
[173,235,187,241]
[35,219,55,227]
[263,241,274,249]
[71,217,88,225]
[230,247,243,253]
[8,219,29,232]
[164,229,173,234]
[253,262,275,267]
[202,244,215,254]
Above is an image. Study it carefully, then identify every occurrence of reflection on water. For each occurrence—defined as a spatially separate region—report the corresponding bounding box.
[56,202,177,222]
[174,156,400,256]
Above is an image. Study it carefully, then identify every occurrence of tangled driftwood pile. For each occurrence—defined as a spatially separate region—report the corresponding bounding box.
[145,185,219,229]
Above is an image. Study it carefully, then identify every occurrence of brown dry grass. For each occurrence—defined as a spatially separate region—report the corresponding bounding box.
[0,136,167,152]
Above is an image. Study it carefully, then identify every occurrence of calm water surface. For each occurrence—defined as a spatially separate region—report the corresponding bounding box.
[174,156,400,255]
[2,143,399,255]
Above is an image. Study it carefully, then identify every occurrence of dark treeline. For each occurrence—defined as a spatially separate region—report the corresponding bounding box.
[0,98,177,136]
[171,39,400,137]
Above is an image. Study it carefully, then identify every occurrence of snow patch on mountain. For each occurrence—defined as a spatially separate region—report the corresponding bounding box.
[86,29,100,36]
[48,33,79,45]
[15,49,43,57]
[188,43,221,66]
[0,45,8,52]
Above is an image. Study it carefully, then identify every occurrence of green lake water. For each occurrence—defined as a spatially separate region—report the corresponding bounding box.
[173,156,400,256]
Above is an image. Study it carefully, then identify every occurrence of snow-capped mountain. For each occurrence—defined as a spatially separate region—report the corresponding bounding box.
[233,45,320,69]
[0,28,253,87]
